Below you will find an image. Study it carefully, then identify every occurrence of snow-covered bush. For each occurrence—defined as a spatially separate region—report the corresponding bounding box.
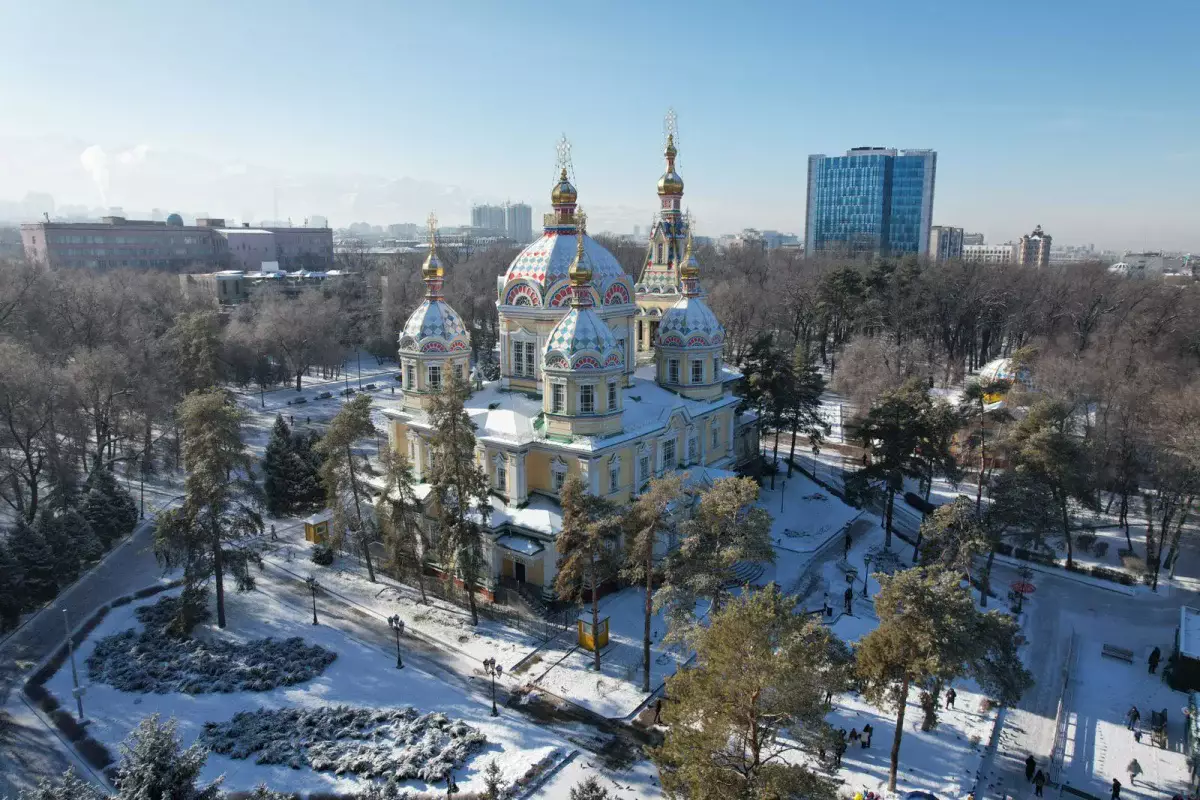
[86,595,336,694]
[200,705,487,782]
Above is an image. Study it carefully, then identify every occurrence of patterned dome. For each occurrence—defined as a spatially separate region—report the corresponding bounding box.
[657,296,724,349]
[543,308,625,371]
[501,233,634,309]
[399,299,469,354]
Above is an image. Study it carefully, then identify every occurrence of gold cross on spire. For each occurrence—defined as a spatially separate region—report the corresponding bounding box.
[664,108,678,149]
[555,133,573,182]
[426,211,438,245]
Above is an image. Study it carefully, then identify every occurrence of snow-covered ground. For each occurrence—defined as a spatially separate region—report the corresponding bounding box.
[45,583,568,796]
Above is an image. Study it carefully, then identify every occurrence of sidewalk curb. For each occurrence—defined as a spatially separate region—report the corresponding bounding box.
[991,553,1137,596]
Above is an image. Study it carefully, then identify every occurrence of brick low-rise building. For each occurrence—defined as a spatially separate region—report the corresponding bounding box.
[21,216,228,270]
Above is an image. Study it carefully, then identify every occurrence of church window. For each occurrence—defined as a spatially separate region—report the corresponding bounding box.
[656,243,663,262]
[688,437,698,464]
[524,343,535,377]
[405,364,415,389]
[552,459,567,491]
[610,464,620,493]
[552,383,565,413]
[668,358,680,384]
[662,439,676,470]
[453,363,463,382]
[580,385,595,414]
[712,425,719,449]
[607,381,618,411]
[691,359,704,384]
[427,365,442,391]
[639,455,650,488]
[713,355,721,378]
[495,459,507,492]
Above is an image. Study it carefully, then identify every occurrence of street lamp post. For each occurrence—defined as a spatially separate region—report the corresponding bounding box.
[780,480,786,513]
[306,576,320,625]
[482,657,503,717]
[388,615,405,669]
[62,609,85,721]
[139,451,146,519]
[862,554,874,599]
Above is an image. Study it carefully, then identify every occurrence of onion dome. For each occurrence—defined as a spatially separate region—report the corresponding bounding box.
[543,219,625,372]
[656,134,684,197]
[550,168,578,206]
[500,157,634,309]
[398,214,469,355]
[656,231,723,350]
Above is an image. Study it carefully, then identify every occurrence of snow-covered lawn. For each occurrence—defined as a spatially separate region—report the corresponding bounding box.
[45,584,567,796]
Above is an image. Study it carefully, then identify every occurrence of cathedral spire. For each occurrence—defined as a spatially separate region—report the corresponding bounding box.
[548,134,580,230]
[422,211,444,299]
[680,218,702,299]
[569,210,594,310]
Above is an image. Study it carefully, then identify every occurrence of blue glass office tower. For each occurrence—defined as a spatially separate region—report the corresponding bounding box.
[805,148,936,257]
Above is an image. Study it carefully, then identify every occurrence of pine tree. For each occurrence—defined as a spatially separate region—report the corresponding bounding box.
[784,341,828,478]
[290,430,325,510]
[623,474,685,692]
[656,476,774,636]
[9,522,58,605]
[35,510,81,585]
[569,775,611,800]
[427,373,492,626]
[81,467,138,548]
[318,393,378,582]
[154,390,263,629]
[378,447,428,604]
[652,585,840,800]
[63,507,105,566]
[17,768,106,800]
[917,496,988,576]
[0,540,25,630]
[855,567,1031,791]
[483,758,504,800]
[555,475,621,672]
[262,415,294,516]
[113,714,222,800]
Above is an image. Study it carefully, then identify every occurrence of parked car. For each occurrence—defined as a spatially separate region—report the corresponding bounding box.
[316,391,333,400]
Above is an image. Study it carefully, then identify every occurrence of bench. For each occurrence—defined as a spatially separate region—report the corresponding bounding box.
[1101,644,1135,663]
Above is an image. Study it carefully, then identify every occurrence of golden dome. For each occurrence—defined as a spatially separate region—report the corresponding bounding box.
[657,134,684,196]
[422,237,442,280]
[551,168,578,206]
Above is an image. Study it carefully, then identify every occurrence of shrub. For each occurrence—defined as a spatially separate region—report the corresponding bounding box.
[1074,533,1097,550]
[37,691,60,714]
[1093,541,1109,558]
[1121,554,1147,578]
[1090,565,1135,585]
[995,542,1014,556]
[75,737,114,770]
[50,709,86,741]
[311,544,335,566]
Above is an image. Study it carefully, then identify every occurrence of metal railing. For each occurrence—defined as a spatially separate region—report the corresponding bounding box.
[1050,630,1079,786]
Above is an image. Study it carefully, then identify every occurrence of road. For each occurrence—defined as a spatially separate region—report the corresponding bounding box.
[0,506,173,798]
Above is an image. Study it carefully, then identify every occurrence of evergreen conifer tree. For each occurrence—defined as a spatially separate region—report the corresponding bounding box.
[262,415,294,516]
[569,776,611,800]
[16,768,106,800]
[62,507,105,565]
[290,430,325,510]
[378,447,428,603]
[82,467,138,547]
[35,510,81,585]
[9,522,58,605]
[0,541,25,630]
[555,474,621,672]
[482,758,504,800]
[318,393,379,581]
[155,390,263,629]
[427,373,491,625]
[113,714,222,800]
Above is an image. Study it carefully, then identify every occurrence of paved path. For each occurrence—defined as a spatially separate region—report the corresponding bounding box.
[0,503,175,798]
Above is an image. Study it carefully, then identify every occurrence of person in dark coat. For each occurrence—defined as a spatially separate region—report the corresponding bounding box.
[834,737,846,767]
[844,586,854,615]
[1149,646,1162,674]
[1025,755,1037,782]
[1111,777,1121,800]
[1034,769,1047,797]
[1126,706,1140,730]
[945,687,957,708]
[861,723,873,748]
[844,532,852,558]
[848,728,859,744]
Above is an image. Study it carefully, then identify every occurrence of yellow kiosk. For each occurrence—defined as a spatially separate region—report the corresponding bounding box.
[303,510,332,544]
[577,613,610,652]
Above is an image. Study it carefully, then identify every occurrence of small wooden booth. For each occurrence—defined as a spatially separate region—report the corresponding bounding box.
[304,510,333,544]
[577,613,610,652]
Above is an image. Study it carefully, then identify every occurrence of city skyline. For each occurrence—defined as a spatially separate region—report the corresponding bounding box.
[0,1,1197,251]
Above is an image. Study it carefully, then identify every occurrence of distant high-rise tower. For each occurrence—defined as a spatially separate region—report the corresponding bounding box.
[929,226,964,261]
[963,232,985,246]
[1016,225,1052,267]
[805,148,937,256]
[471,204,507,234]
[505,202,533,243]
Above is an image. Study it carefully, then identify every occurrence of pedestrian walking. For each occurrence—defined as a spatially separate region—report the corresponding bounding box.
[1033,769,1046,797]
[848,728,860,744]
[289,414,294,425]
[1025,755,1037,782]
[834,738,846,767]
[270,524,277,541]
[1126,705,1140,730]
[653,697,663,725]
[1149,647,1162,675]
[861,723,872,748]
[844,532,852,558]
[946,687,957,709]
[1133,721,1142,743]
[1126,759,1142,786]
[823,592,831,617]
[1111,777,1122,800]
[824,688,833,705]
[844,586,854,615]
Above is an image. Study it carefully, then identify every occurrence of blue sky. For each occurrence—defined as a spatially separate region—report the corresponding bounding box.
[1,0,1196,250]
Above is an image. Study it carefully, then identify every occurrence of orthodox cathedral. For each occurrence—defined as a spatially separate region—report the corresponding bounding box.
[382,129,759,601]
